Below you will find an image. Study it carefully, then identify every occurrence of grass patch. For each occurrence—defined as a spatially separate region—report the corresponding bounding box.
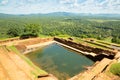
[38,34,52,38]
[73,38,111,50]
[0,37,19,41]
[110,63,120,76]
[103,37,112,43]
[57,34,71,39]
[7,45,48,77]
[97,39,120,47]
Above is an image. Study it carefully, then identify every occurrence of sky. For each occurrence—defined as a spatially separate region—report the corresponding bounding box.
[0,0,120,14]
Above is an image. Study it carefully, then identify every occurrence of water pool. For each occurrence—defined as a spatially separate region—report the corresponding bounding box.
[26,43,94,80]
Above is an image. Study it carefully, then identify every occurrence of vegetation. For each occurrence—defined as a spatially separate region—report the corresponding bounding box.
[7,26,23,37]
[7,45,48,77]
[20,24,41,39]
[0,13,120,44]
[110,63,120,76]
[112,37,120,44]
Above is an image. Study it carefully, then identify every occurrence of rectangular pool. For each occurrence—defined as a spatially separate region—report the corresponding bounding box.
[26,43,94,80]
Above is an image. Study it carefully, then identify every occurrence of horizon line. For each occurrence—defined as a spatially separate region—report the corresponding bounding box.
[0,12,120,15]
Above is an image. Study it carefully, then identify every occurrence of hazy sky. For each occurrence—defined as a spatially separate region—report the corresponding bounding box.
[0,0,120,14]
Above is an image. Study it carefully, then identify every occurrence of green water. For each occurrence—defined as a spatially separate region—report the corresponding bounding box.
[26,43,94,80]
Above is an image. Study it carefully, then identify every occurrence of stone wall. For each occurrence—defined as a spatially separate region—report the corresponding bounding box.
[0,38,19,45]
[54,37,115,61]
[15,38,53,53]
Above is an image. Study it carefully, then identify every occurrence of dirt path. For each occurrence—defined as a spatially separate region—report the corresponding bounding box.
[0,45,57,80]
[0,47,31,80]
[0,62,10,80]
[0,38,58,80]
[5,50,36,80]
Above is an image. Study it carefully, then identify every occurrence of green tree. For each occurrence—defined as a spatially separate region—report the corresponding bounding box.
[20,24,41,39]
[112,37,120,44]
[7,27,23,37]
[49,31,61,36]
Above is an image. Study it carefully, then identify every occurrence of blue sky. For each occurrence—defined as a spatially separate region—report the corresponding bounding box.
[0,0,120,14]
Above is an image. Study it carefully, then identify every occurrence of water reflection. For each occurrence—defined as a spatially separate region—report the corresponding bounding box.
[26,43,94,80]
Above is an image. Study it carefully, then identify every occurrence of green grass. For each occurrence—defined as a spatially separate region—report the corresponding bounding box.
[87,40,113,50]
[96,39,120,47]
[38,34,54,38]
[71,37,114,50]
[103,37,112,43]
[71,37,105,49]
[57,34,71,39]
[0,37,19,41]
[72,37,85,43]
[72,38,107,49]
[85,41,110,50]
[7,45,48,77]
[110,63,120,76]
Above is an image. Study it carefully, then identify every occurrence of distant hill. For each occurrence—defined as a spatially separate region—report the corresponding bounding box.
[0,12,120,18]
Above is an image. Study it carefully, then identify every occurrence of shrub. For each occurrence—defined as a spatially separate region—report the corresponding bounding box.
[20,33,38,39]
[110,63,120,76]
[7,27,23,37]
[20,24,40,39]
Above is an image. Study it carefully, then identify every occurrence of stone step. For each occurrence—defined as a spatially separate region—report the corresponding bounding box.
[0,62,10,80]
[69,58,112,80]
[0,47,31,80]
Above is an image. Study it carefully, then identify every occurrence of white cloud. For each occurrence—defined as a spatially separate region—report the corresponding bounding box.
[0,0,120,14]
[60,0,79,9]
[72,0,79,7]
[27,0,36,2]
[0,0,8,5]
[60,0,74,4]
[69,0,120,14]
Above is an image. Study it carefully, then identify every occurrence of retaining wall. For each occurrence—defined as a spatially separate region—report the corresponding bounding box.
[54,37,115,61]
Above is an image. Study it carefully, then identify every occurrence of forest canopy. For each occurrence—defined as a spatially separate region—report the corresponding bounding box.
[0,13,120,43]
